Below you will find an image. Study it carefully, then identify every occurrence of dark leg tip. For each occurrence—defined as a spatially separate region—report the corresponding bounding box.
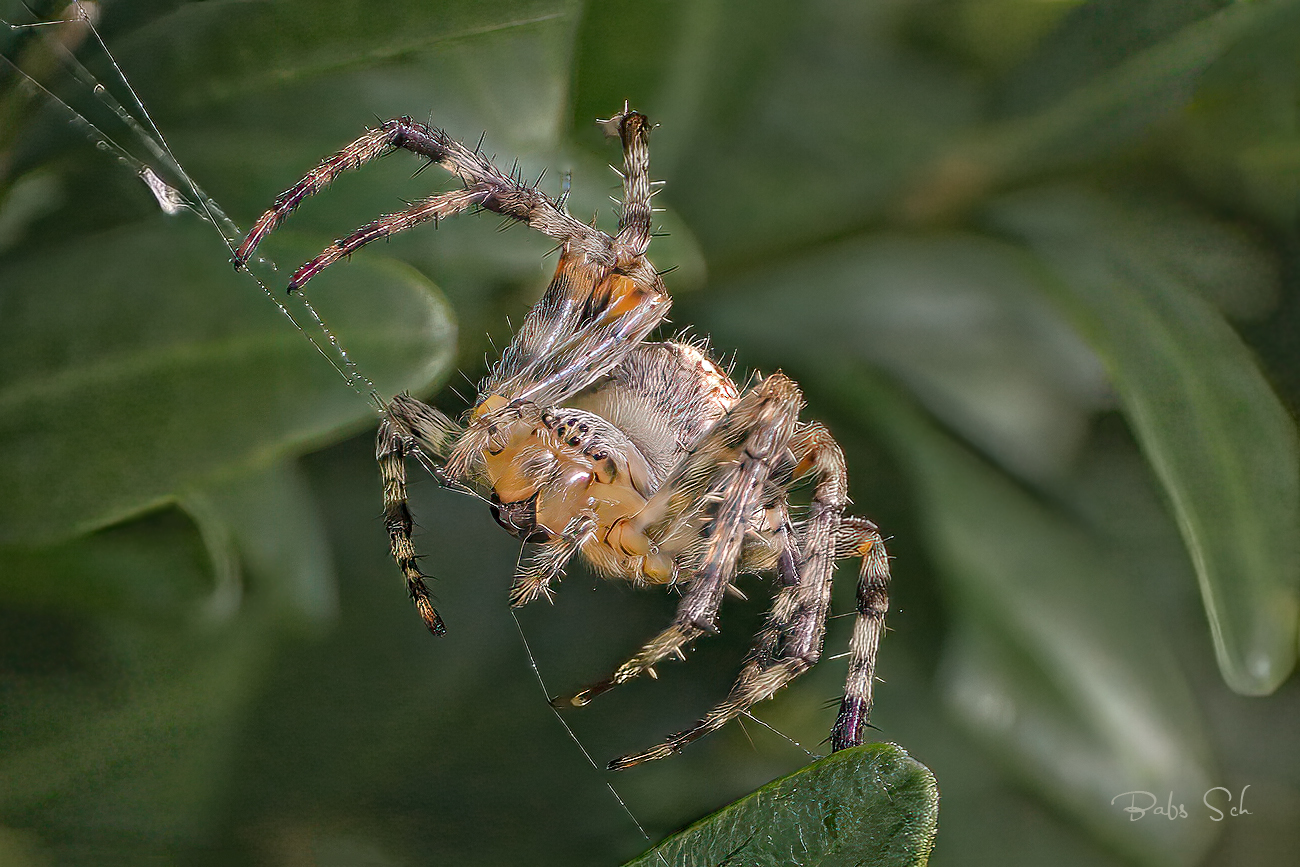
[690,615,720,635]
[555,678,616,708]
[831,696,867,752]
[415,597,446,637]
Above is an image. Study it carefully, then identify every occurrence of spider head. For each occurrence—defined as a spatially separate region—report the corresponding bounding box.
[473,402,653,554]
[479,415,595,544]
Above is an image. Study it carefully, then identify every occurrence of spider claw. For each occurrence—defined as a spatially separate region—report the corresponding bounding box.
[690,615,720,635]
[607,746,670,771]
[607,730,692,771]
[554,679,616,708]
[414,595,447,637]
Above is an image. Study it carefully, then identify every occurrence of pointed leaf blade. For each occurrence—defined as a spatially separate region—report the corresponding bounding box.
[622,744,938,867]
[988,187,1300,695]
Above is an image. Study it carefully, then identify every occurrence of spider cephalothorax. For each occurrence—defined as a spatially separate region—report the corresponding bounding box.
[234,105,891,770]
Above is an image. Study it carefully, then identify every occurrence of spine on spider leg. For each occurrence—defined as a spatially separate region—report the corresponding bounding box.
[376,419,447,636]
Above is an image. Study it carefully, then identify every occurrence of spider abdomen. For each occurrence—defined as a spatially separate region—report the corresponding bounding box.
[570,341,740,485]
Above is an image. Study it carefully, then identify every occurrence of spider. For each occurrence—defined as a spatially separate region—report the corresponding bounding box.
[233,104,891,770]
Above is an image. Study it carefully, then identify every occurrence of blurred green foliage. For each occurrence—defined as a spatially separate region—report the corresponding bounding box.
[2,0,1300,864]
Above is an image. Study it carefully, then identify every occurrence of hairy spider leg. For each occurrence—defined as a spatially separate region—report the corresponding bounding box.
[376,417,447,637]
[607,419,851,769]
[830,516,891,751]
[606,521,804,770]
[232,115,607,279]
[607,104,653,260]
[509,510,599,607]
[471,109,664,410]
[385,393,463,460]
[781,422,848,661]
[287,184,494,290]
[376,395,464,635]
[556,373,804,711]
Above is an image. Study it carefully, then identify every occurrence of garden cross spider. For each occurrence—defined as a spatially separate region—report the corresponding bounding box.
[233,105,891,770]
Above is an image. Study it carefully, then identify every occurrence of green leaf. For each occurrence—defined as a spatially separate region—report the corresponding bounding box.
[0,505,212,619]
[941,622,1213,867]
[0,219,455,545]
[994,0,1234,116]
[0,508,275,843]
[987,186,1299,695]
[180,458,338,629]
[694,233,1110,481]
[831,371,1218,867]
[113,0,578,108]
[899,0,1297,222]
[621,744,938,867]
[1162,8,1300,229]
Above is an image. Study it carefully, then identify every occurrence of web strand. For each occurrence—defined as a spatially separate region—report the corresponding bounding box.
[509,609,670,866]
[72,1,378,398]
[2,3,379,402]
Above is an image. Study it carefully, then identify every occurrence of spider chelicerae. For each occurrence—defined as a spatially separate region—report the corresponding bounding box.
[233,104,891,770]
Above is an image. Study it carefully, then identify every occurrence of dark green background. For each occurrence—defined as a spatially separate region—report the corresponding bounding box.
[2,0,1299,864]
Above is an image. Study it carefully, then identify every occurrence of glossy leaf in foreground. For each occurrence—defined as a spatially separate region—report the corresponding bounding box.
[622,744,938,867]
[988,187,1300,696]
